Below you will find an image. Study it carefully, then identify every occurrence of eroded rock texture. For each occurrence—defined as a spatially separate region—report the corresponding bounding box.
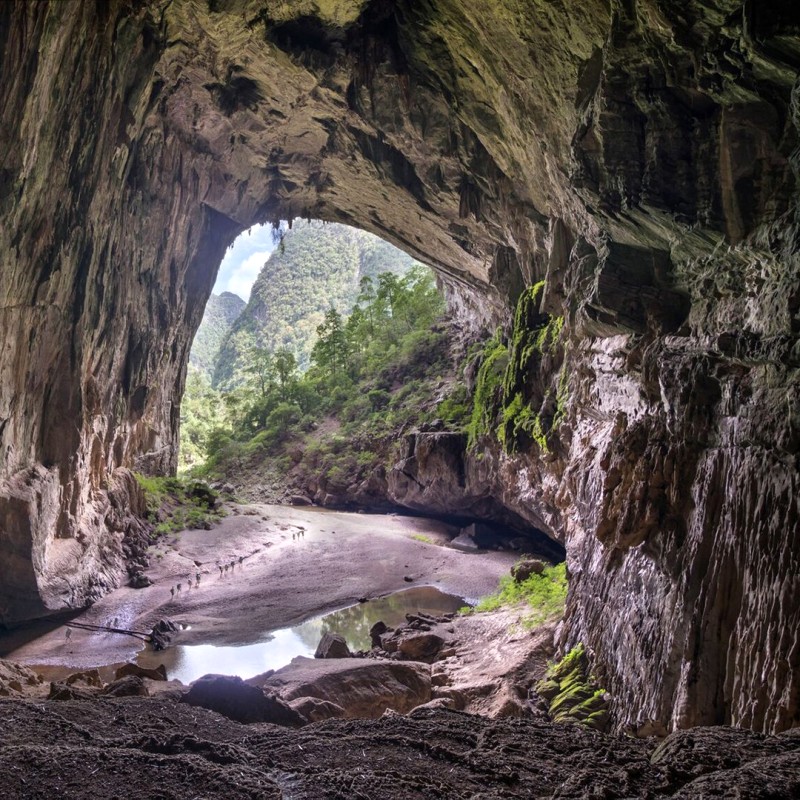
[1,0,798,734]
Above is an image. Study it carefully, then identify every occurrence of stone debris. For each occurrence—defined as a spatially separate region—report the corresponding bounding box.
[261,656,431,719]
[314,633,351,659]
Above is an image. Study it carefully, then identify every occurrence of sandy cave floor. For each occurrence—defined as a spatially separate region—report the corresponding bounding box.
[1,503,519,674]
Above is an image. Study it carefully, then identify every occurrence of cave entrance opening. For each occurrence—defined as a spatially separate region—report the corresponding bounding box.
[177,216,451,495]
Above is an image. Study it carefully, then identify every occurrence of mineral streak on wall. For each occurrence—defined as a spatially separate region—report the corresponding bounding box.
[0,1,798,734]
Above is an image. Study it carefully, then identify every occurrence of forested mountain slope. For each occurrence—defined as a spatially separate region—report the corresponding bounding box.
[189,292,246,380]
[212,221,418,386]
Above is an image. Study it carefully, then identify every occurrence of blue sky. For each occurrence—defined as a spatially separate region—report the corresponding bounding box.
[213,223,279,301]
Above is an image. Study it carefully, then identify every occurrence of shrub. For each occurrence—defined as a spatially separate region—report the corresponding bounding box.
[475,562,568,626]
[134,473,224,534]
[367,388,390,410]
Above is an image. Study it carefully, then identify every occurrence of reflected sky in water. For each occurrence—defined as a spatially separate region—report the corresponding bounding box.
[140,586,466,684]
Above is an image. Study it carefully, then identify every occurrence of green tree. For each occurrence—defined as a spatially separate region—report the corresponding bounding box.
[244,345,275,398]
[274,348,298,400]
[312,307,350,380]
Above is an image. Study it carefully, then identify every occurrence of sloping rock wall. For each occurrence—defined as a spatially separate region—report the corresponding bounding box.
[0,0,798,733]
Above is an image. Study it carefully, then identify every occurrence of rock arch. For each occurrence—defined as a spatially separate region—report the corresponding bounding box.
[1,1,798,733]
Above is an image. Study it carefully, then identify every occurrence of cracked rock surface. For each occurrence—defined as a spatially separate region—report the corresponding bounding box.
[1,699,799,799]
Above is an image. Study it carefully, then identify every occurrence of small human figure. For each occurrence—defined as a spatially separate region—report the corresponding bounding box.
[224,564,228,573]
[170,587,175,599]
[219,565,224,577]
[229,561,235,571]
[292,532,296,541]
[112,617,119,628]
[238,556,243,564]
[177,583,182,593]
[65,628,71,641]
[195,573,201,586]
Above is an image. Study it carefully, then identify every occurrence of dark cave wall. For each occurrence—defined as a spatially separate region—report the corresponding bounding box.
[0,0,798,733]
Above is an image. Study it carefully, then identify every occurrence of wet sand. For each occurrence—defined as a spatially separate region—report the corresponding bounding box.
[2,503,517,672]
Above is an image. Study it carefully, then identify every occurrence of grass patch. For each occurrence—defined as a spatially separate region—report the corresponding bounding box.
[411,533,434,544]
[473,562,567,626]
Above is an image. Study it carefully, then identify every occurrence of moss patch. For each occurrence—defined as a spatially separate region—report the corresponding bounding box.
[535,644,609,731]
[466,330,509,449]
[467,281,567,456]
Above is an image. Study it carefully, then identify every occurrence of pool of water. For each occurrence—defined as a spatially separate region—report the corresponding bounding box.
[137,586,466,684]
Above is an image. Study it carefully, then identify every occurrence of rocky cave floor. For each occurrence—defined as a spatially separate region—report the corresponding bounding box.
[1,698,799,799]
[2,506,800,798]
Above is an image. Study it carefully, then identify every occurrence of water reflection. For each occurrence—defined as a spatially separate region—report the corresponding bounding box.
[138,586,465,684]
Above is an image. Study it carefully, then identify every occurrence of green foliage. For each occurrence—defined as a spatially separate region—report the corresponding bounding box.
[411,533,433,544]
[437,384,470,430]
[312,307,349,380]
[212,221,419,386]
[186,262,450,491]
[466,330,509,449]
[135,474,182,517]
[179,368,227,471]
[134,474,225,535]
[189,292,245,380]
[474,562,568,626]
[466,281,568,455]
[535,644,609,731]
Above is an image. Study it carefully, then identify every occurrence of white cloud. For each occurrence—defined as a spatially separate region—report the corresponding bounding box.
[220,251,270,302]
[213,223,281,301]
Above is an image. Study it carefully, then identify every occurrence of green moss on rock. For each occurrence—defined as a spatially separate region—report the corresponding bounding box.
[466,330,509,449]
[536,644,610,732]
[467,281,568,455]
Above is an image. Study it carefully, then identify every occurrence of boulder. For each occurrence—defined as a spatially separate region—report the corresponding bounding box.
[397,633,445,663]
[180,674,306,726]
[0,660,42,696]
[449,532,478,551]
[114,662,167,682]
[289,696,347,722]
[264,656,431,719]
[408,697,456,713]
[65,669,103,688]
[48,682,97,701]
[150,619,180,651]
[369,621,388,648]
[102,675,149,697]
[511,559,546,583]
[431,687,467,710]
[129,571,152,588]
[289,494,313,506]
[450,522,498,551]
[314,632,351,659]
[431,672,452,687]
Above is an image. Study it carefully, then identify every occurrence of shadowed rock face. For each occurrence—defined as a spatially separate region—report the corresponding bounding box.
[0,1,798,734]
